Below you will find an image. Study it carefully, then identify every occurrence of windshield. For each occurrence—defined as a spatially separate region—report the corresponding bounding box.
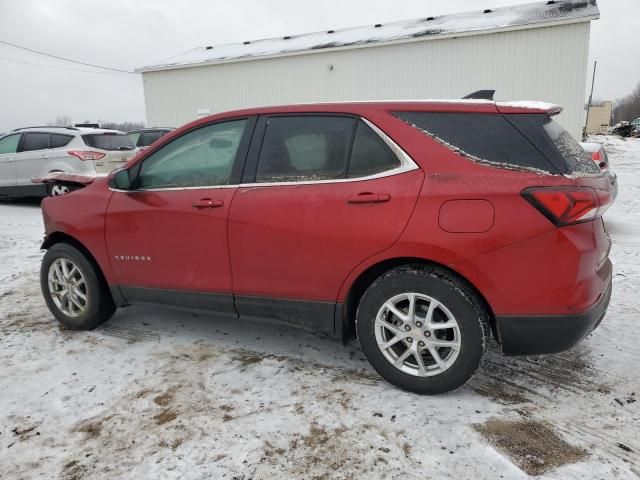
[82,133,135,151]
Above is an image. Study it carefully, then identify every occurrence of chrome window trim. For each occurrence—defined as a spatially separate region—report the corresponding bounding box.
[109,117,419,193]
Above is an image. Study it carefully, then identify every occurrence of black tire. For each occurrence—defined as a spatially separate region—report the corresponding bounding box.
[40,243,116,330]
[356,264,489,394]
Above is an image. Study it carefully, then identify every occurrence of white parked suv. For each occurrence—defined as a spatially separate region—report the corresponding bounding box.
[0,126,137,197]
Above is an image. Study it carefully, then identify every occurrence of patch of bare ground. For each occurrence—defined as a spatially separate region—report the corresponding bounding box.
[62,460,88,480]
[153,409,178,425]
[257,422,410,479]
[474,419,587,476]
[73,415,113,439]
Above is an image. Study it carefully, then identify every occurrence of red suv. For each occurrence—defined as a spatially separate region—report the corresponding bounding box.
[38,101,613,394]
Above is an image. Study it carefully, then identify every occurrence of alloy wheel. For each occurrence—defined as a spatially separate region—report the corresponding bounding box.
[48,258,88,317]
[374,292,461,377]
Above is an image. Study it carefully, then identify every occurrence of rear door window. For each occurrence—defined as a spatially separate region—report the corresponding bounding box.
[51,134,74,148]
[21,133,50,152]
[0,134,21,154]
[83,133,135,151]
[394,112,557,173]
[255,116,355,183]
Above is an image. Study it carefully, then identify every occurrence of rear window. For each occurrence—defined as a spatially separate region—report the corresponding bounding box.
[394,112,556,173]
[82,133,135,151]
[506,115,600,176]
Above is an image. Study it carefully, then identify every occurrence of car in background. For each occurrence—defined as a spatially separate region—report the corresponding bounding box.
[127,128,174,151]
[581,142,618,201]
[0,126,136,197]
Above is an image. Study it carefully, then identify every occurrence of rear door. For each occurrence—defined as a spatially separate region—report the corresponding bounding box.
[0,134,21,187]
[105,117,255,314]
[228,114,424,333]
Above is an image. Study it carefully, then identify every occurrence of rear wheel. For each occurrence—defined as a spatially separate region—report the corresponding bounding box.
[40,243,115,329]
[356,264,489,394]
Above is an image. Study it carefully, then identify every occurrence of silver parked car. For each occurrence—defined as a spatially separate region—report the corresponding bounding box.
[580,142,618,201]
[0,126,137,197]
[127,127,174,151]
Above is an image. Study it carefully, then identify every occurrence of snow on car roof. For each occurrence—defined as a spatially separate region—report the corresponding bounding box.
[138,0,599,72]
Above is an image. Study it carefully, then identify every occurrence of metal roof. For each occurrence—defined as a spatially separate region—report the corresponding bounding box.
[138,0,599,73]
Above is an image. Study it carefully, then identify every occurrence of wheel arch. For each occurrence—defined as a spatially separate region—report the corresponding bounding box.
[42,232,122,306]
[337,257,496,343]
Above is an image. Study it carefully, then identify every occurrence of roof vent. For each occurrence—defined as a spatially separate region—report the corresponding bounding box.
[283,36,291,40]
[243,41,251,45]
[483,9,493,13]
[374,23,382,28]
[426,16,435,21]
[327,29,335,34]
[205,46,213,50]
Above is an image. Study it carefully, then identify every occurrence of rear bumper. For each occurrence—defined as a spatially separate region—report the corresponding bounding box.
[496,263,612,356]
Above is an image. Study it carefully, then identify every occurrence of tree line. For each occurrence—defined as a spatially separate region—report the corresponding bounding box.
[48,116,144,132]
[612,81,640,124]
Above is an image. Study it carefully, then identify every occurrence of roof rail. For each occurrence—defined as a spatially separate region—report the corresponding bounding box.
[11,125,79,132]
[74,123,101,128]
[462,90,496,100]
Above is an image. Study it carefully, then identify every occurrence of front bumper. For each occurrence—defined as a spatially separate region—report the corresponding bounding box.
[495,267,612,356]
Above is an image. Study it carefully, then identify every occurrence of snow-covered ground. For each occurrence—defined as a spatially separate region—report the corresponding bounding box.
[0,137,639,479]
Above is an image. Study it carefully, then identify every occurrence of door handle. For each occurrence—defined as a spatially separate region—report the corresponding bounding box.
[192,198,224,209]
[347,193,391,204]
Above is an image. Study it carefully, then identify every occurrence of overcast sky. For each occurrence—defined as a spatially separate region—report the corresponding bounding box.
[0,0,638,132]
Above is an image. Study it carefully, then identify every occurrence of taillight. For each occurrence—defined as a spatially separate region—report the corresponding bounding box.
[591,151,607,170]
[522,186,607,227]
[67,150,105,161]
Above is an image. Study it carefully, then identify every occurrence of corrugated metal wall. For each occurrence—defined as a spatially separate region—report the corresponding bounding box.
[142,22,591,138]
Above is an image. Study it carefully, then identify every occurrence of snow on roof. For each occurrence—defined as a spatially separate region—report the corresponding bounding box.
[138,0,599,72]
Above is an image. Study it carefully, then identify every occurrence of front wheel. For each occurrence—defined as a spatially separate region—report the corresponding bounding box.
[356,265,489,394]
[40,243,116,329]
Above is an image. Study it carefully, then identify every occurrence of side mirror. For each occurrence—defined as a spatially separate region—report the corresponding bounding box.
[109,168,131,190]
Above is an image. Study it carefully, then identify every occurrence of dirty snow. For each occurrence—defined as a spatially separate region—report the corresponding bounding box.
[139,1,599,71]
[1,136,639,479]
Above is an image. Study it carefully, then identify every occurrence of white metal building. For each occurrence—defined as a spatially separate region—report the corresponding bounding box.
[137,0,599,139]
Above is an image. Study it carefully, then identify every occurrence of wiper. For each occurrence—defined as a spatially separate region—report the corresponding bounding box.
[118,146,134,151]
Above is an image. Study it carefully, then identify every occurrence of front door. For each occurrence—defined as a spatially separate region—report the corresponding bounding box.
[15,132,52,185]
[105,118,255,315]
[228,115,424,333]
[0,133,21,188]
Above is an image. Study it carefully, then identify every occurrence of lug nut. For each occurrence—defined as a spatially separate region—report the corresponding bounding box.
[424,331,432,338]
[404,325,411,331]
[418,341,425,347]
[406,338,413,343]
[415,321,423,327]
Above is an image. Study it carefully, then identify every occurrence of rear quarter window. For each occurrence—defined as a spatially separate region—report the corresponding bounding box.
[83,133,135,151]
[51,134,74,148]
[506,115,600,176]
[394,112,557,173]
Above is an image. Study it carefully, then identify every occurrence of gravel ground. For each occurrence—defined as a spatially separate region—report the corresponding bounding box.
[0,136,639,479]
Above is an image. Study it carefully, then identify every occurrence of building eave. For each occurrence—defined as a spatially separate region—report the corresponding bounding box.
[136,14,599,74]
